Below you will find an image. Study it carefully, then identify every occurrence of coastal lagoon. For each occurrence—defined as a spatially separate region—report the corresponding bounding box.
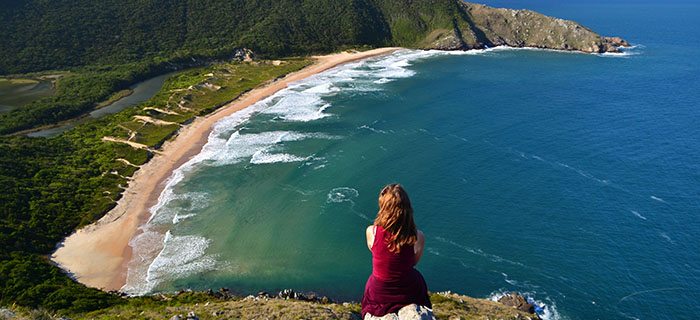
[0,78,53,113]
[26,72,174,138]
[124,2,699,319]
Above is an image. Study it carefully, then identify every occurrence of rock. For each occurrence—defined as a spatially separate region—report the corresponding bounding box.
[365,313,399,320]
[232,48,255,62]
[107,290,128,297]
[597,36,631,53]
[397,304,434,320]
[212,310,225,316]
[216,287,234,299]
[169,315,183,320]
[438,2,630,55]
[364,304,434,320]
[429,29,467,50]
[278,288,294,299]
[0,308,15,319]
[604,36,631,47]
[276,288,323,302]
[176,289,193,296]
[498,292,535,314]
[257,291,269,298]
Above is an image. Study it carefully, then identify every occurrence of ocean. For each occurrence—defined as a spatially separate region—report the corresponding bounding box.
[123,1,700,319]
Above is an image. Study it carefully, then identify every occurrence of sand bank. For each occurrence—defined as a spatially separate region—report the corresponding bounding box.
[50,47,400,291]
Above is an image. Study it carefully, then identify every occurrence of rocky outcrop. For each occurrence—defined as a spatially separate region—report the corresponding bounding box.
[424,1,629,54]
[364,304,435,320]
[0,308,16,319]
[427,29,468,51]
[498,292,536,315]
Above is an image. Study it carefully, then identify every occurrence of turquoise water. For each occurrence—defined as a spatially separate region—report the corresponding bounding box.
[124,2,699,319]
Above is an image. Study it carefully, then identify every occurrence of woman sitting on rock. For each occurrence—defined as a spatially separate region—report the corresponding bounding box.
[361,184,431,318]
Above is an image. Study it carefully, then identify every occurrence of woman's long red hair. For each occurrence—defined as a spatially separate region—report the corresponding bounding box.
[374,184,417,253]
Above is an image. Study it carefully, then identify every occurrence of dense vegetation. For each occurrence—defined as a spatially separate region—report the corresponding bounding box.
[0,59,310,312]
[0,0,388,74]
[0,0,473,75]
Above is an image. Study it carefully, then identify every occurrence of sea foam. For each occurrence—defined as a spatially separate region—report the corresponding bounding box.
[488,291,562,320]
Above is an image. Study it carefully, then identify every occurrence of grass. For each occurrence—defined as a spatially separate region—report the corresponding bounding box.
[2,291,540,319]
[102,59,311,151]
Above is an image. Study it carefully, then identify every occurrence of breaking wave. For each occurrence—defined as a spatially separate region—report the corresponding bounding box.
[489,290,562,320]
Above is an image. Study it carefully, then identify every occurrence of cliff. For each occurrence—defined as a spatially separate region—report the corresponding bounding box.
[425,2,629,53]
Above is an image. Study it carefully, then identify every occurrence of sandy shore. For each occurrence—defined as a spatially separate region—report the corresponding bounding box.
[51,47,400,291]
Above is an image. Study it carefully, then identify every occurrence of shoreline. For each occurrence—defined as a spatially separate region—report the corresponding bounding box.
[50,47,401,292]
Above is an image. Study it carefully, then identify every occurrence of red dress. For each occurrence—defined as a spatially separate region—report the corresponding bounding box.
[361,226,431,317]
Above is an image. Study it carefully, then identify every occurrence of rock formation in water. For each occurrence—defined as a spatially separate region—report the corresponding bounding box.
[427,2,630,53]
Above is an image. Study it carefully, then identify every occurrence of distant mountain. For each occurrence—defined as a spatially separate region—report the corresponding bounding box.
[0,0,627,74]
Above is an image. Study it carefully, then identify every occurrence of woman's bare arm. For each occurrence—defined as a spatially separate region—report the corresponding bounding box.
[414,230,425,265]
[365,225,375,251]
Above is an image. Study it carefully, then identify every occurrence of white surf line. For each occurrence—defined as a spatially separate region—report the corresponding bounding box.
[659,232,676,245]
[650,195,666,203]
[433,236,526,267]
[629,210,647,220]
[618,287,684,303]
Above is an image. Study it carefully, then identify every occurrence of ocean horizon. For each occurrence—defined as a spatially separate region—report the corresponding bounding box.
[122,2,699,319]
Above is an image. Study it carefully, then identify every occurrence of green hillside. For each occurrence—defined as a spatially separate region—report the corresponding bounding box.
[0,0,390,74]
[0,0,624,75]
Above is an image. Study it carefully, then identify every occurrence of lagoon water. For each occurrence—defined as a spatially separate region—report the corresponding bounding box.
[0,79,53,113]
[124,1,700,319]
[26,72,173,138]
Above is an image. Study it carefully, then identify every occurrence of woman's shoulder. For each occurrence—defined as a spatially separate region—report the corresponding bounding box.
[365,225,378,239]
[416,229,425,242]
[365,225,378,250]
[365,225,373,235]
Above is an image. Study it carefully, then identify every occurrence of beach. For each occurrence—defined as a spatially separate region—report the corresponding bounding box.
[50,47,400,291]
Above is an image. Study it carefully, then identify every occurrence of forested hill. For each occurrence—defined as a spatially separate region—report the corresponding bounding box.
[1,0,627,74]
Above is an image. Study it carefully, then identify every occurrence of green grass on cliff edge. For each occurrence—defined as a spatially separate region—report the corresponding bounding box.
[2,292,540,319]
